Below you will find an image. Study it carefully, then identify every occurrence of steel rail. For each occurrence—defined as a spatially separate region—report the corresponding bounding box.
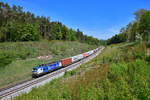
[0,47,104,100]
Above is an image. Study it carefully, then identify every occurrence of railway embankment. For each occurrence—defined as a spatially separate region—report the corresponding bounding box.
[0,46,103,100]
[14,42,150,100]
[0,41,97,88]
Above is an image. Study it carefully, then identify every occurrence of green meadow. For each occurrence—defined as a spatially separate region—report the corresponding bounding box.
[0,40,97,88]
[15,42,150,100]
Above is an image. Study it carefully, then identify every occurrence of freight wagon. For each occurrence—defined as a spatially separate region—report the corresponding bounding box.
[72,54,83,62]
[32,47,101,78]
[61,58,72,67]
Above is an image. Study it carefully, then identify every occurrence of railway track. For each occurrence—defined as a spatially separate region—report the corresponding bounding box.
[0,47,104,100]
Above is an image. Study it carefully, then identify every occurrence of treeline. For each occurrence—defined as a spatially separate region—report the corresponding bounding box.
[107,9,150,45]
[0,2,102,45]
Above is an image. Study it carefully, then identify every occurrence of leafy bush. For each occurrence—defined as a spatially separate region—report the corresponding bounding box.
[64,70,76,77]
[14,42,150,100]
[133,52,146,59]
[62,87,71,100]
[146,42,150,48]
[0,41,96,88]
[0,51,16,68]
[20,24,40,41]
[17,51,27,60]
[0,55,13,68]
[146,56,150,62]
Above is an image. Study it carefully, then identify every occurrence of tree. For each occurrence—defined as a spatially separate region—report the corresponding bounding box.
[138,11,150,42]
[130,22,138,42]
[20,24,40,41]
[76,29,83,41]
[61,25,68,40]
[134,9,148,22]
[0,1,100,45]
[55,24,62,40]
[50,22,62,40]
[69,28,77,41]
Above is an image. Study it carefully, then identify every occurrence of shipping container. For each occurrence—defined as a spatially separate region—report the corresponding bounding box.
[86,50,94,56]
[72,54,83,62]
[61,58,72,66]
[83,53,87,58]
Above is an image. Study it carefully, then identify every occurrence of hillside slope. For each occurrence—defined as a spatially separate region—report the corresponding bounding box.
[0,40,97,87]
[16,42,150,100]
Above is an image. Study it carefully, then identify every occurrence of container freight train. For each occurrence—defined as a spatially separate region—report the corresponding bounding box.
[32,46,102,78]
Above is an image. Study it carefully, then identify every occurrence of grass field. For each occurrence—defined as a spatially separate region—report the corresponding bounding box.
[15,42,150,100]
[0,40,97,88]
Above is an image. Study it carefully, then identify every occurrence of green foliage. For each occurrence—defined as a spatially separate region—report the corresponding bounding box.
[107,9,150,45]
[127,60,150,100]
[50,22,62,40]
[146,56,150,62]
[0,22,40,42]
[0,54,13,68]
[133,52,145,59]
[64,70,76,77]
[147,42,150,48]
[0,1,102,45]
[69,28,77,41]
[15,43,150,100]
[0,41,96,87]
[62,87,72,100]
[139,11,150,42]
[20,24,40,41]
[130,22,138,41]
[107,33,126,45]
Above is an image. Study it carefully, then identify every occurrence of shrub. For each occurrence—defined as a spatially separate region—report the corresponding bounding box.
[146,56,150,62]
[146,42,150,48]
[62,87,71,100]
[0,55,13,68]
[133,52,146,59]
[64,70,76,77]
[0,51,15,68]
[17,51,27,60]
[20,24,40,41]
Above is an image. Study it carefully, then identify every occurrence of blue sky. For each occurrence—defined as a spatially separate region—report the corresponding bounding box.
[2,0,150,40]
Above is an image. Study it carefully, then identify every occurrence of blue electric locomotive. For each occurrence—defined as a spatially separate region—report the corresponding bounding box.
[32,61,62,77]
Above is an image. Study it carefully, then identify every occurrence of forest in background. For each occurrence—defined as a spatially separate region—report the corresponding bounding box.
[0,2,106,45]
[0,1,149,99]
[1,1,150,47]
[107,9,150,45]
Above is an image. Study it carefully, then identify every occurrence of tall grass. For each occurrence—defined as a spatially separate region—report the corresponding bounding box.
[0,41,97,87]
[15,42,150,100]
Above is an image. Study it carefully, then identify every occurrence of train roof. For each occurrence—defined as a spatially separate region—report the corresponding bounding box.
[33,61,60,69]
